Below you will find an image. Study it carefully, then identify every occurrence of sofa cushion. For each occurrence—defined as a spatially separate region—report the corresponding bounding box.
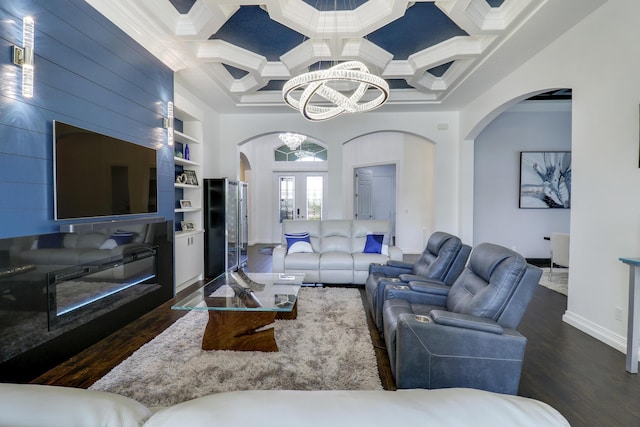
[76,232,109,249]
[353,252,390,271]
[320,252,353,270]
[320,220,352,253]
[0,383,152,427]
[143,389,570,427]
[285,252,320,270]
[285,232,314,254]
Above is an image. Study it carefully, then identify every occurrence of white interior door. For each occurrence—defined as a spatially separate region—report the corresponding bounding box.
[274,172,327,241]
[354,165,396,238]
[355,169,373,220]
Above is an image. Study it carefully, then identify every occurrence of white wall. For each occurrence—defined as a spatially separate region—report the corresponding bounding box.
[460,0,640,355]
[343,132,435,253]
[474,102,571,258]
[219,110,460,253]
[175,77,220,179]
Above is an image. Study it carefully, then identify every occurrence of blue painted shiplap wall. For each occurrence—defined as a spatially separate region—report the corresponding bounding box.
[0,0,174,238]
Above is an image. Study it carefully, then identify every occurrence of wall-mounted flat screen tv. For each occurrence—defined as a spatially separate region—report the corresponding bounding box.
[54,121,158,220]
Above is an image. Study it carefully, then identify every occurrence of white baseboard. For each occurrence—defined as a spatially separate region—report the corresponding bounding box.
[562,309,628,355]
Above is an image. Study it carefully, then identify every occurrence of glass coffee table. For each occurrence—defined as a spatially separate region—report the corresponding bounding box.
[172,271,305,352]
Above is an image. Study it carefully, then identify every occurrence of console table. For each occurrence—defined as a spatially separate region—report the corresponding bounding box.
[619,257,640,373]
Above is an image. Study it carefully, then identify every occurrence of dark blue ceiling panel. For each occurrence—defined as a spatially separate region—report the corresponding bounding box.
[302,0,369,11]
[223,64,250,79]
[168,0,196,14]
[366,2,467,60]
[387,79,412,89]
[486,0,505,7]
[210,6,304,61]
[428,61,453,78]
[261,80,287,91]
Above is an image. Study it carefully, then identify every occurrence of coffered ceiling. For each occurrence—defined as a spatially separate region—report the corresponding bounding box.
[86,0,602,114]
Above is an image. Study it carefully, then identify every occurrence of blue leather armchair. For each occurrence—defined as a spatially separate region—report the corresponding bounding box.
[382,243,542,395]
[365,232,470,332]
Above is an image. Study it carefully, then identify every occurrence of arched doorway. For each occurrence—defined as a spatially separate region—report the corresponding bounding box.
[470,90,572,258]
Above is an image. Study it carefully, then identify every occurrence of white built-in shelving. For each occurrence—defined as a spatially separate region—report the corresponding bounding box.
[173,103,204,292]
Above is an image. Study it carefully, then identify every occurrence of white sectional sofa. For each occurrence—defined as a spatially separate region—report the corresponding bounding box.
[0,384,570,427]
[272,219,403,285]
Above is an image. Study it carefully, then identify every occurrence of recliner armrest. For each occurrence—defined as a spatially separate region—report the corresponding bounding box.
[430,310,504,334]
[368,263,412,277]
[383,285,447,306]
[272,245,287,273]
[386,260,413,269]
[399,274,446,284]
[407,280,449,296]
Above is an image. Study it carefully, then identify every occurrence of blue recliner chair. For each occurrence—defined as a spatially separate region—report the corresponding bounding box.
[365,232,471,332]
[382,242,542,395]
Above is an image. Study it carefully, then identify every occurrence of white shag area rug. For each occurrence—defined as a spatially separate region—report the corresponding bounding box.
[89,287,382,406]
[539,267,568,296]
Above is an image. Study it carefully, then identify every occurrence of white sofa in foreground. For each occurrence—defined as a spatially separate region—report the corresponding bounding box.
[273,219,403,285]
[0,384,569,427]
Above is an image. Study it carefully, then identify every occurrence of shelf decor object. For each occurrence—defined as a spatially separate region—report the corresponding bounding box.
[183,169,198,186]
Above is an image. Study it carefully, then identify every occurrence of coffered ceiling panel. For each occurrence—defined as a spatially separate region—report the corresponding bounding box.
[86,0,600,113]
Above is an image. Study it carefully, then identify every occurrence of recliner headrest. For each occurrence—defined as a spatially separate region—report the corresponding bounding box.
[425,232,455,255]
[469,243,525,284]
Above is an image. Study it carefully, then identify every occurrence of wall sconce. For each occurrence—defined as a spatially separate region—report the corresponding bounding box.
[163,101,174,146]
[12,16,35,98]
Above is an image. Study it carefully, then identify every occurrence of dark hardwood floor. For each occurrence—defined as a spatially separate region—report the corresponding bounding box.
[32,245,640,425]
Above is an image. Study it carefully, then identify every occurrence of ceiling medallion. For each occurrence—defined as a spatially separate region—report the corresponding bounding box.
[282,61,390,122]
[278,132,307,150]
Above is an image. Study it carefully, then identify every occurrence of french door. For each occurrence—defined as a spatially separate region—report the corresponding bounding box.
[274,172,327,241]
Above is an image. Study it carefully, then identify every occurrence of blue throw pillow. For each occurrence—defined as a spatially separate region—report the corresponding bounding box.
[363,233,389,255]
[110,231,134,245]
[285,232,313,254]
[100,231,134,250]
[37,233,65,249]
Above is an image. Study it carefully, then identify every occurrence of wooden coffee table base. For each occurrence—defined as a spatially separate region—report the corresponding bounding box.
[201,301,298,352]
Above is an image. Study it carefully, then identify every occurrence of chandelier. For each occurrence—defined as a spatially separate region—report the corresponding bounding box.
[278,132,307,150]
[283,61,389,122]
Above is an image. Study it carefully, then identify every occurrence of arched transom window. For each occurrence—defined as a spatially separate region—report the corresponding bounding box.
[274,141,327,162]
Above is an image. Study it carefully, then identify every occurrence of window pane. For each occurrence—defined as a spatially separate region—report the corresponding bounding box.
[274,142,327,162]
[279,176,294,223]
[306,176,323,220]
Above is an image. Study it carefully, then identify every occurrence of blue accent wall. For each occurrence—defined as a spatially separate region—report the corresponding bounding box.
[0,0,174,238]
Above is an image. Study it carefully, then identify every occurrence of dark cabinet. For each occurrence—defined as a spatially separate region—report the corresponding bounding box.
[204,179,248,278]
